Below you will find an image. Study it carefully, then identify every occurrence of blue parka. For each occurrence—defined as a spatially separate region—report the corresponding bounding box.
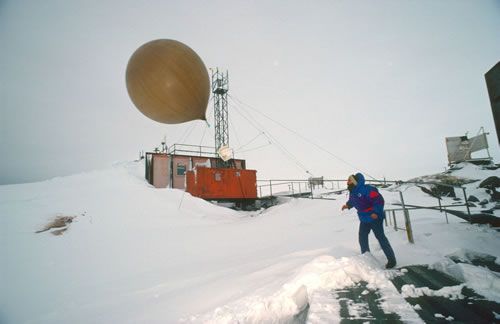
[346,173,385,223]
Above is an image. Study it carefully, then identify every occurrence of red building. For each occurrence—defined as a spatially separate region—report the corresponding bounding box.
[145,144,257,200]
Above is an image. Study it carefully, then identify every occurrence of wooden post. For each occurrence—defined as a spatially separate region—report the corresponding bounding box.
[392,210,397,231]
[462,187,471,223]
[399,191,414,244]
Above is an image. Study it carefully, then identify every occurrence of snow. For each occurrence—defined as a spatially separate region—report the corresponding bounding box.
[1,161,499,323]
[434,313,454,321]
[430,258,500,302]
[400,284,465,300]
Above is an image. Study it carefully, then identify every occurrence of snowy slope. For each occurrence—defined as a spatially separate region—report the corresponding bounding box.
[1,161,499,323]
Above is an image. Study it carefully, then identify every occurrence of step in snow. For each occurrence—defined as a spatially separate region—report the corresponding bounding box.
[306,289,341,323]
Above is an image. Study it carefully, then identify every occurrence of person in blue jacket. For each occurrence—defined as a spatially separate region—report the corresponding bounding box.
[341,173,397,269]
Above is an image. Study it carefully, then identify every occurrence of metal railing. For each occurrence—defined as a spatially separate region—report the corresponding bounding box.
[256,179,342,198]
[256,179,381,199]
[258,178,474,244]
[257,178,397,198]
[168,144,218,157]
[384,187,472,244]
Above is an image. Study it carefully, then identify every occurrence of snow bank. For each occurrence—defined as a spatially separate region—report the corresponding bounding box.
[188,253,421,323]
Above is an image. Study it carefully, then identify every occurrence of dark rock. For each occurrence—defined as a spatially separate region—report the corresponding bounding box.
[481,209,494,215]
[431,184,456,197]
[479,176,500,190]
[479,199,489,206]
[449,164,463,171]
[467,202,477,208]
[453,197,462,201]
[468,195,479,202]
[491,189,500,202]
[418,186,440,198]
[469,159,494,166]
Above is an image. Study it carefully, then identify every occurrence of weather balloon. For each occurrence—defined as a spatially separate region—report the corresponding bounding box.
[126,39,210,124]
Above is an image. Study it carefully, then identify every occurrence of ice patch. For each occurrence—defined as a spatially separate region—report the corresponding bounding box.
[430,258,500,302]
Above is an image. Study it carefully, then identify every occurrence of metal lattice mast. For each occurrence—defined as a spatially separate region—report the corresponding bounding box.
[211,68,229,153]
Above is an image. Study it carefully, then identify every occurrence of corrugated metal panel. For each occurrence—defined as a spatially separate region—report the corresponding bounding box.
[485,61,500,144]
[172,156,190,189]
[145,153,169,188]
[186,168,257,200]
[152,155,169,188]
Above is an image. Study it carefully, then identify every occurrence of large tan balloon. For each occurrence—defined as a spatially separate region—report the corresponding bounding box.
[126,39,210,124]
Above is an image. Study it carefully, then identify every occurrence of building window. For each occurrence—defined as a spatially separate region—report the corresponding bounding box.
[177,164,186,175]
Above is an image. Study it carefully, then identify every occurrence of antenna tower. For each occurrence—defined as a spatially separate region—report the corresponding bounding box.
[211,68,230,166]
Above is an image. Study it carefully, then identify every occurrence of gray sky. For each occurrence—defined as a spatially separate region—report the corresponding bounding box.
[1,0,499,185]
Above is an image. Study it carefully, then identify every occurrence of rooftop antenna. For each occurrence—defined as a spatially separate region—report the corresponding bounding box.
[161,135,167,153]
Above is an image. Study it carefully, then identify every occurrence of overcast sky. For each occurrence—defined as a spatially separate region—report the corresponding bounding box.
[1,0,499,185]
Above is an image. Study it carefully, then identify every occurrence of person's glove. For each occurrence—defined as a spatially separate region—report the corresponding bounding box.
[370,213,378,220]
[341,204,349,211]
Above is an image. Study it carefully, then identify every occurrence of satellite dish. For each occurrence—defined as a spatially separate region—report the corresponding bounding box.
[218,145,233,162]
[126,39,210,124]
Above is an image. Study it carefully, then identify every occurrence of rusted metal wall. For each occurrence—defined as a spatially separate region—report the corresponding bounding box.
[186,168,257,200]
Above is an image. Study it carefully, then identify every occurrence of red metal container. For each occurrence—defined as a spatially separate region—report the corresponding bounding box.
[186,167,257,200]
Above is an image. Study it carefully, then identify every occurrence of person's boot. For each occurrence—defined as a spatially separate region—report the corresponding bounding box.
[385,260,396,269]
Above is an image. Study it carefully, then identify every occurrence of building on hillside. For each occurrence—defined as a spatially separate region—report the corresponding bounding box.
[145,144,247,190]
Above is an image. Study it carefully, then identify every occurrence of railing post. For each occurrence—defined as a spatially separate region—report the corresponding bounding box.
[269,180,273,197]
[438,198,449,224]
[399,191,414,244]
[392,210,397,231]
[291,182,294,195]
[384,211,388,226]
[462,187,471,223]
